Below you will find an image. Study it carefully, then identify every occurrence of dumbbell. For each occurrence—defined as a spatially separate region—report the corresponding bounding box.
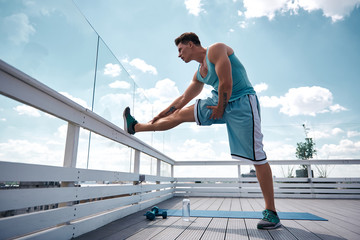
[145,206,167,220]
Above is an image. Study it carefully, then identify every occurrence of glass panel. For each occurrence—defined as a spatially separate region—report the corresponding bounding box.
[0,96,66,166]
[85,132,132,172]
[91,38,135,127]
[0,0,98,108]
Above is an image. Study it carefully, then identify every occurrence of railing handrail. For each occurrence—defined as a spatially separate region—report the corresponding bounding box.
[0,59,175,165]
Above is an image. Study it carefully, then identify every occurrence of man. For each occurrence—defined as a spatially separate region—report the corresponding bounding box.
[123,32,281,229]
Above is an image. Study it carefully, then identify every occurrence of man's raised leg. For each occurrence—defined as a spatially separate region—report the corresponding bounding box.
[124,105,195,134]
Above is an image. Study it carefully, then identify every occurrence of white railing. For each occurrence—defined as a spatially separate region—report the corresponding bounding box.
[174,159,360,199]
[0,161,174,239]
[1,60,360,239]
[0,59,175,239]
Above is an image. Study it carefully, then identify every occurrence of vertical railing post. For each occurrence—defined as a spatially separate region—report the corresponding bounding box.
[156,159,161,188]
[63,122,80,168]
[171,164,175,195]
[60,122,80,208]
[237,164,242,197]
[133,150,140,185]
[308,162,314,197]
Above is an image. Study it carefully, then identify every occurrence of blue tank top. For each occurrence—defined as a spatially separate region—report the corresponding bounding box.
[196,48,255,102]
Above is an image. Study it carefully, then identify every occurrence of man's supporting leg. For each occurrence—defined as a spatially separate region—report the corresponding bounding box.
[135,105,195,132]
[254,163,276,212]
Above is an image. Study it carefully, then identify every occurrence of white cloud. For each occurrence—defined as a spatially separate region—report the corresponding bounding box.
[308,127,344,140]
[0,118,6,122]
[137,78,180,102]
[14,105,41,117]
[3,13,35,45]
[259,95,282,108]
[329,104,347,113]
[242,0,360,22]
[264,141,296,160]
[254,82,268,93]
[0,139,63,166]
[129,58,157,75]
[318,139,360,159]
[347,131,360,138]
[184,0,204,16]
[109,80,131,89]
[54,124,68,139]
[104,63,122,77]
[259,86,346,116]
[60,92,90,109]
[243,0,288,20]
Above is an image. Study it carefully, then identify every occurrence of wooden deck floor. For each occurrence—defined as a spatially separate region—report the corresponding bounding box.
[75,197,360,240]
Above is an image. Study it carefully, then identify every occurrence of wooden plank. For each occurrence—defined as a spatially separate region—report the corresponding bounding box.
[79,169,139,182]
[0,161,140,182]
[276,198,360,239]
[207,198,225,210]
[225,218,248,240]
[144,175,175,182]
[295,220,345,240]
[126,216,180,240]
[75,195,141,219]
[73,194,172,238]
[73,204,141,238]
[19,224,73,240]
[0,188,76,211]
[142,183,174,192]
[0,206,73,239]
[176,183,240,187]
[175,178,239,182]
[293,199,360,235]
[147,217,191,240]
[245,219,272,240]
[0,161,77,182]
[281,220,322,240]
[268,222,298,240]
[176,218,212,240]
[76,185,141,200]
[201,218,228,239]
[140,189,174,202]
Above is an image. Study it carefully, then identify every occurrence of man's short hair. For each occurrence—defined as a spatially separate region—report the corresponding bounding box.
[175,32,201,46]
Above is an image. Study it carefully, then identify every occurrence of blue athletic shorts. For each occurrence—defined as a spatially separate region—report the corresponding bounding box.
[194,91,267,165]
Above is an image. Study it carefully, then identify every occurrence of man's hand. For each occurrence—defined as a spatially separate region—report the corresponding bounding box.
[207,105,225,120]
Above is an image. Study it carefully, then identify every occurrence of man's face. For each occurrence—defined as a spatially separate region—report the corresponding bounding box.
[177,42,192,63]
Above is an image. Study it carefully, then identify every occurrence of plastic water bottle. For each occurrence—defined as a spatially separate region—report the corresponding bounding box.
[182,198,190,221]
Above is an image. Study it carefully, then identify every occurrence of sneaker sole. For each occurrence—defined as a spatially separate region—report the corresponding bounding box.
[259,222,282,230]
[123,107,129,133]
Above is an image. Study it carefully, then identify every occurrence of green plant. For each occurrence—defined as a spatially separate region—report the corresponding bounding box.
[295,137,317,170]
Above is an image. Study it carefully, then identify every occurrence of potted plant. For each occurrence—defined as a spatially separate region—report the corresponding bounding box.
[295,137,316,177]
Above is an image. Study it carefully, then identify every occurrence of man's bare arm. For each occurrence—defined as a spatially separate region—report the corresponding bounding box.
[207,43,233,119]
[150,72,204,123]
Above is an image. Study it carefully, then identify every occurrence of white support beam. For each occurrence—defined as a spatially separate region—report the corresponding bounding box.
[63,122,80,168]
[133,150,140,174]
[156,159,161,177]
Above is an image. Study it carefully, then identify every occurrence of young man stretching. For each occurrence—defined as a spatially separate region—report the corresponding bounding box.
[123,32,281,229]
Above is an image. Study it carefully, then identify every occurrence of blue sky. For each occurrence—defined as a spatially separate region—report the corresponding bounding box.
[1,0,360,177]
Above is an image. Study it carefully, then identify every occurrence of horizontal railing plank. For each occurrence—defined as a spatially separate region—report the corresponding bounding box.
[0,207,73,240]
[0,161,140,182]
[0,188,76,212]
